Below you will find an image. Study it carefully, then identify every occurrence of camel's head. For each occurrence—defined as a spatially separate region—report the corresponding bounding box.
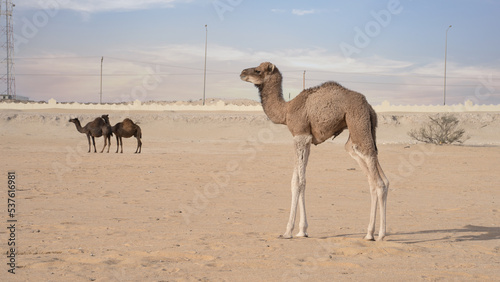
[69,117,79,123]
[240,62,277,85]
[101,114,109,123]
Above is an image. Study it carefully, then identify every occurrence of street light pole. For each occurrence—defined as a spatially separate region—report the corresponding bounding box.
[100,56,103,104]
[203,24,208,106]
[444,25,452,105]
[303,70,306,90]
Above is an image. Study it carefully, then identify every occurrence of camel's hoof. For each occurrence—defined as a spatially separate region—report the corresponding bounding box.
[364,235,375,241]
[279,234,293,239]
[296,232,308,238]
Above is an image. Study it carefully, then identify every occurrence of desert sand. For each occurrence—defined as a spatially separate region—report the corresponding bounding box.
[1,108,499,281]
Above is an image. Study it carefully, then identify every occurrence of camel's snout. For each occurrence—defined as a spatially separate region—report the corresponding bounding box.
[240,69,251,82]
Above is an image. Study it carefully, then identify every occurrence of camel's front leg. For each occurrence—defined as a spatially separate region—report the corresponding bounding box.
[283,167,299,238]
[86,134,91,153]
[90,136,97,153]
[283,135,312,238]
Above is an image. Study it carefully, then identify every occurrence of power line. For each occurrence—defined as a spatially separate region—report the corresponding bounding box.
[284,69,491,81]
[11,72,498,88]
[12,72,226,77]
[17,55,235,75]
[12,56,499,88]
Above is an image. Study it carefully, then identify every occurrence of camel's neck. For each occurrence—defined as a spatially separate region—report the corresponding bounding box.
[258,73,287,125]
[73,121,86,133]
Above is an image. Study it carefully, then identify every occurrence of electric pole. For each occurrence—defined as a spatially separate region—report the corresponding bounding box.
[100,56,103,104]
[203,24,208,105]
[444,25,452,105]
[303,70,306,90]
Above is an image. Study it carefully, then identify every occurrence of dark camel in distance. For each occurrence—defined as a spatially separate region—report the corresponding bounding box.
[240,62,389,241]
[69,115,113,153]
[102,115,142,154]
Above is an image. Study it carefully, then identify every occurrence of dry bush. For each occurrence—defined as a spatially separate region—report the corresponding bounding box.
[408,114,469,145]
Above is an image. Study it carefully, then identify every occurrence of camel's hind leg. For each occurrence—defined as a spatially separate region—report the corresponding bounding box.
[135,136,142,154]
[115,135,120,153]
[345,138,389,241]
[106,135,111,153]
[101,135,111,153]
[135,127,142,154]
[283,135,312,238]
[100,136,108,153]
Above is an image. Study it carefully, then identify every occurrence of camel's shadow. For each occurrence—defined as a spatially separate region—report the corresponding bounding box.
[389,225,500,244]
[321,225,500,244]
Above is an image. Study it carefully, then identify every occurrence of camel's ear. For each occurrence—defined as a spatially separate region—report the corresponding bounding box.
[268,63,275,73]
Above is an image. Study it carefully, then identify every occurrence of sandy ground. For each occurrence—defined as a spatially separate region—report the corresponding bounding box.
[1,109,499,281]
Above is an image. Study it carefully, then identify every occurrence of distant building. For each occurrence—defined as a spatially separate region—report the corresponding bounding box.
[0,94,29,101]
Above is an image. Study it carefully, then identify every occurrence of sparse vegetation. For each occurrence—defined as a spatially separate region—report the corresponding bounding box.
[408,114,469,145]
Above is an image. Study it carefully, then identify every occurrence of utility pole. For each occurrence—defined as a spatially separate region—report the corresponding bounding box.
[100,56,103,104]
[443,25,452,105]
[303,70,306,90]
[203,24,208,105]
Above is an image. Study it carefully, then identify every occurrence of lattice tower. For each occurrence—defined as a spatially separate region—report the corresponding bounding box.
[0,0,15,99]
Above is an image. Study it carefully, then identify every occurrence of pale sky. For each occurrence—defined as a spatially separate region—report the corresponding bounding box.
[8,0,500,105]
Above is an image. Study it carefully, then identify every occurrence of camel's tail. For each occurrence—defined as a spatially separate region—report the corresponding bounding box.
[369,106,378,153]
[369,106,389,188]
[137,126,142,139]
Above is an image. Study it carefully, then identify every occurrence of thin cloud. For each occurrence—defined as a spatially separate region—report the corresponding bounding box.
[17,0,192,13]
[271,9,286,14]
[291,9,317,16]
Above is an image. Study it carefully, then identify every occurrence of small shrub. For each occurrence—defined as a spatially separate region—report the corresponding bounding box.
[408,114,469,145]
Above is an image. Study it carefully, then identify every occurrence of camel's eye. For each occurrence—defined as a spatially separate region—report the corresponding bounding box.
[255,70,261,75]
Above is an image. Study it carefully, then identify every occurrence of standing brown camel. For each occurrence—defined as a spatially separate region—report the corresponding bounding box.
[69,115,113,153]
[240,62,389,241]
[110,118,142,153]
